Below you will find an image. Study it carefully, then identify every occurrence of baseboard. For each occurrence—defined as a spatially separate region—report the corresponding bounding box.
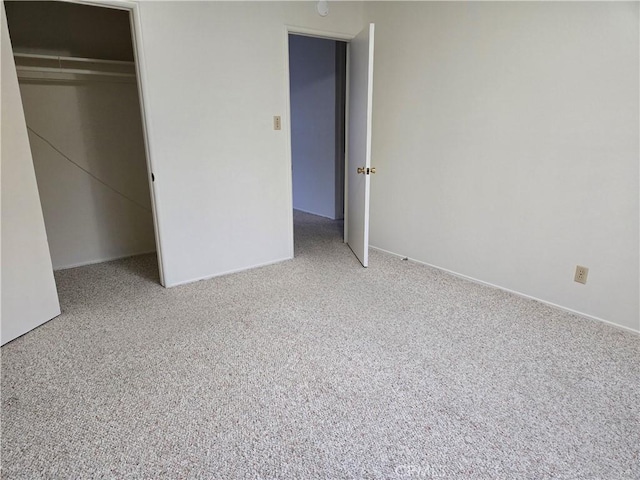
[370,245,639,335]
[166,256,294,288]
[293,207,339,221]
[54,250,157,271]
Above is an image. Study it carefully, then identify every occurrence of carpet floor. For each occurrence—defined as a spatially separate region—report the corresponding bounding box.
[2,211,639,479]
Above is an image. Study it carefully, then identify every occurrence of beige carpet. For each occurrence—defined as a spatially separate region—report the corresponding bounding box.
[2,211,639,479]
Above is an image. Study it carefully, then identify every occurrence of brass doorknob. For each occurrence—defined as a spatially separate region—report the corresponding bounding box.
[369,167,376,174]
[357,167,366,174]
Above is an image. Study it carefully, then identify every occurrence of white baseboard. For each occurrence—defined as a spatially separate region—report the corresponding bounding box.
[166,256,293,288]
[370,245,639,335]
[54,250,157,271]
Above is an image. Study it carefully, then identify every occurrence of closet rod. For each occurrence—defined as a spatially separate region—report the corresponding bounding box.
[14,52,135,66]
[13,52,136,82]
[16,66,135,78]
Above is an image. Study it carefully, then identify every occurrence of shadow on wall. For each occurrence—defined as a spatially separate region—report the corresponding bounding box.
[22,78,156,270]
[4,1,134,61]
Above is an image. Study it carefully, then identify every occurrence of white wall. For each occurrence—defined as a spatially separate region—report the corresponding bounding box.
[290,35,339,219]
[19,80,156,270]
[136,2,364,286]
[366,2,639,331]
[7,1,634,333]
[1,4,60,345]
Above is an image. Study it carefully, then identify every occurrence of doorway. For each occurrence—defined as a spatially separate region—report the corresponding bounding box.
[286,24,376,267]
[288,33,347,249]
[4,1,163,283]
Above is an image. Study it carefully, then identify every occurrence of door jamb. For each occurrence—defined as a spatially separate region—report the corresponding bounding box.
[284,26,354,256]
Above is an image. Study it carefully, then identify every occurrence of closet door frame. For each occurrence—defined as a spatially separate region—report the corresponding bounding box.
[66,0,166,286]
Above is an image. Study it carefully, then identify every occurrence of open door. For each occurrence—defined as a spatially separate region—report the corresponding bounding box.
[1,3,61,345]
[346,23,375,267]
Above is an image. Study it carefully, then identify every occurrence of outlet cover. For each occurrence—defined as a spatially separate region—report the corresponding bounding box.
[574,265,589,284]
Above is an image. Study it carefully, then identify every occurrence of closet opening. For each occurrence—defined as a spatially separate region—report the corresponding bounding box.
[5,1,163,284]
[288,34,348,249]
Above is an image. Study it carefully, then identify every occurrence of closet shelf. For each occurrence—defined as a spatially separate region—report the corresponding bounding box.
[14,53,136,83]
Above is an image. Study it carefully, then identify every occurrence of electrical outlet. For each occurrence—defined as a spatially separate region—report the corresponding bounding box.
[574,265,589,284]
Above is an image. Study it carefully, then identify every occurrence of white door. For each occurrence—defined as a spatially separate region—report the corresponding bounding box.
[1,4,61,345]
[346,23,375,267]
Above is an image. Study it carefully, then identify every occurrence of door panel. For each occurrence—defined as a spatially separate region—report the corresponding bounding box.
[1,4,61,345]
[346,23,375,267]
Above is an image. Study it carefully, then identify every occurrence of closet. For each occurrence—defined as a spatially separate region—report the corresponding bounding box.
[5,1,158,274]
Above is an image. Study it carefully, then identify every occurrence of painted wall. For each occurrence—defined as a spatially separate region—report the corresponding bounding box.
[136,2,364,286]
[366,2,639,331]
[289,35,340,220]
[5,1,634,333]
[19,80,156,270]
[1,4,60,345]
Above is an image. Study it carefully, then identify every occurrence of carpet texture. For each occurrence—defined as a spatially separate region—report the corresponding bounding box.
[2,211,639,479]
